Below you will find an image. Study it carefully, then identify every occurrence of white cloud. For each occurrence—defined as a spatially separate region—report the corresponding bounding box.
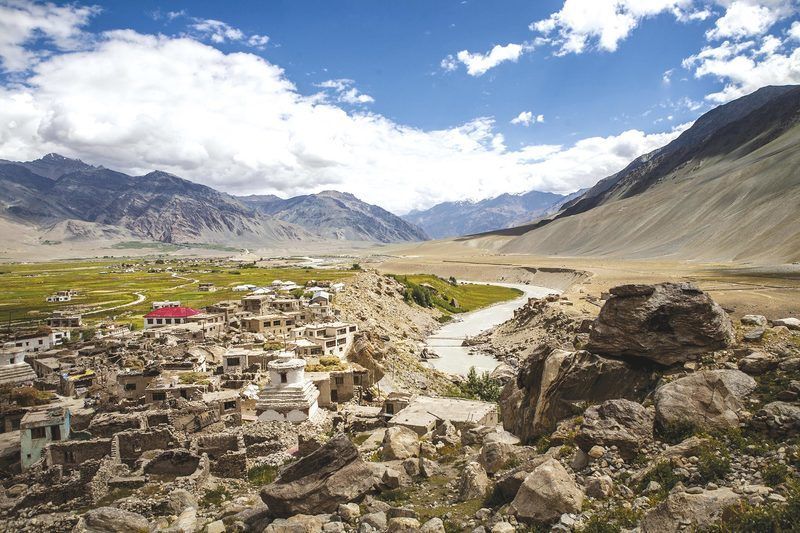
[188,18,269,49]
[0,0,98,71]
[530,0,692,55]
[510,111,545,126]
[789,20,800,40]
[663,68,675,83]
[445,42,529,76]
[706,1,781,40]
[315,79,374,105]
[683,34,800,102]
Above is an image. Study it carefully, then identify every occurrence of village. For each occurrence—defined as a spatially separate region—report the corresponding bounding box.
[0,262,510,532]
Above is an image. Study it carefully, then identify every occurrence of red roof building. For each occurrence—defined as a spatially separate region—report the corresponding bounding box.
[143,306,200,329]
[144,307,200,319]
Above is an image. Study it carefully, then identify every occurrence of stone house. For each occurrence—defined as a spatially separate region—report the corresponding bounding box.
[295,322,358,357]
[58,368,96,397]
[20,407,70,470]
[308,363,370,406]
[244,314,296,336]
[46,311,82,329]
[5,329,70,353]
[116,367,160,400]
[241,294,272,315]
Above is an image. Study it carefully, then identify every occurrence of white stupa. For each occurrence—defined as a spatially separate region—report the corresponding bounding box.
[256,351,319,423]
[0,346,36,386]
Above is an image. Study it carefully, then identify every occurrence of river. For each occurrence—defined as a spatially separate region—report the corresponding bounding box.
[425,282,557,376]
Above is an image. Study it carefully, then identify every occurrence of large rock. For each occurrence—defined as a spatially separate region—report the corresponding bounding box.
[654,369,756,432]
[457,462,491,501]
[510,458,584,523]
[500,347,654,443]
[261,434,377,517]
[737,351,779,374]
[641,488,741,532]
[575,399,653,457]
[587,283,734,365]
[382,426,419,460]
[479,440,515,474]
[772,318,800,330]
[751,401,800,437]
[75,507,151,533]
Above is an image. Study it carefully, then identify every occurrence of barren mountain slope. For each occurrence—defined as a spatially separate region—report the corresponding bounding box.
[500,121,800,262]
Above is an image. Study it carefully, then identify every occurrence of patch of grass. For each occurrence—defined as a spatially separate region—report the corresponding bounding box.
[351,433,371,446]
[8,386,53,406]
[389,274,522,314]
[179,372,210,385]
[201,486,230,507]
[247,464,279,486]
[696,440,731,483]
[535,435,552,454]
[578,505,642,533]
[656,419,699,444]
[706,481,800,531]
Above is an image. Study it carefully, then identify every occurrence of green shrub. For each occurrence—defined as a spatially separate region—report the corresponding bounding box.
[248,464,279,486]
[639,460,680,496]
[763,463,792,487]
[656,419,698,444]
[696,441,731,482]
[454,367,502,403]
[578,505,641,533]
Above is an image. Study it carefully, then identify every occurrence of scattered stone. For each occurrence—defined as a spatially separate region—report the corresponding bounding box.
[586,475,614,499]
[587,283,734,365]
[338,503,361,523]
[387,517,421,531]
[772,318,800,330]
[420,517,446,533]
[587,445,605,459]
[752,401,800,437]
[741,315,768,327]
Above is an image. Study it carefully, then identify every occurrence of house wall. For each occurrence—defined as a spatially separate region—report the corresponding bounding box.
[21,411,71,471]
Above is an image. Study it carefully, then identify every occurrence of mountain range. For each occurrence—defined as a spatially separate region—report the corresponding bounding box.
[0,155,427,246]
[467,85,800,263]
[403,189,580,239]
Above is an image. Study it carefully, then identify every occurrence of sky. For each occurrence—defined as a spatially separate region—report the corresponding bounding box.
[0,0,798,214]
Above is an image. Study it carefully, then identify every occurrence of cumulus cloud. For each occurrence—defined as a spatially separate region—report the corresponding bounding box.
[510,111,545,126]
[188,18,269,49]
[443,42,530,76]
[530,0,692,55]
[315,79,374,105]
[683,34,800,102]
[0,20,687,213]
[706,1,781,40]
[0,0,98,71]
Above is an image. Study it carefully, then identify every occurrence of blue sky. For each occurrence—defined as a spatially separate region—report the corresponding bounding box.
[0,0,798,212]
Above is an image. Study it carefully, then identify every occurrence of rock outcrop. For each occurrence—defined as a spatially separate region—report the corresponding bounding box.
[751,401,800,437]
[74,507,151,533]
[575,399,654,458]
[261,434,377,517]
[510,458,584,523]
[640,488,741,532]
[654,369,756,432]
[457,462,491,501]
[381,426,420,461]
[587,283,734,365]
[500,347,654,442]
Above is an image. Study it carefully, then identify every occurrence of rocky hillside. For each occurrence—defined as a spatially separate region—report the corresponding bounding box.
[475,85,800,262]
[240,190,429,243]
[404,189,569,239]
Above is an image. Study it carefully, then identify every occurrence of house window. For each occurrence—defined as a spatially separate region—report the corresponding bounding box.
[223,400,237,410]
[152,392,166,401]
[51,425,61,440]
[385,404,394,415]
[147,319,154,325]
[331,389,338,402]
[156,319,163,325]
[354,375,362,386]
[334,376,344,386]
[64,450,75,463]
[227,357,240,366]
[124,383,137,391]
[280,372,288,384]
[30,426,46,439]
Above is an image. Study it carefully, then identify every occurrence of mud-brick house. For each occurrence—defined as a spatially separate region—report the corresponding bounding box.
[116,367,161,400]
[20,407,70,470]
[143,306,200,330]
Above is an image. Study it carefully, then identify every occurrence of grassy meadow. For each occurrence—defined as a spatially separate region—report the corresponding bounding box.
[390,274,523,315]
[0,259,353,328]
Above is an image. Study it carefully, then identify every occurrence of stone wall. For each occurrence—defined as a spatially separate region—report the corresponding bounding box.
[116,426,181,466]
[193,433,241,459]
[210,450,246,478]
[47,438,112,468]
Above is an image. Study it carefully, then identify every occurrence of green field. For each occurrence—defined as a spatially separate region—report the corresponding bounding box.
[390,274,523,314]
[0,259,354,328]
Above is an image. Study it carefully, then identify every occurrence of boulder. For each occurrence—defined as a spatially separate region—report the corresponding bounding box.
[751,401,800,437]
[500,347,654,443]
[387,517,421,532]
[169,507,197,533]
[420,517,446,533]
[361,511,388,531]
[263,514,325,533]
[419,457,439,478]
[741,315,768,327]
[510,458,584,523]
[654,370,756,432]
[585,475,614,499]
[479,440,515,474]
[587,283,734,365]
[432,420,459,446]
[458,462,491,501]
[382,426,419,460]
[338,503,361,523]
[75,507,151,533]
[261,434,377,517]
[737,351,779,374]
[641,488,741,532]
[772,318,800,330]
[575,399,653,458]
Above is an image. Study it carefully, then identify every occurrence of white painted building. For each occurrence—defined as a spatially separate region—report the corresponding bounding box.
[256,352,319,423]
